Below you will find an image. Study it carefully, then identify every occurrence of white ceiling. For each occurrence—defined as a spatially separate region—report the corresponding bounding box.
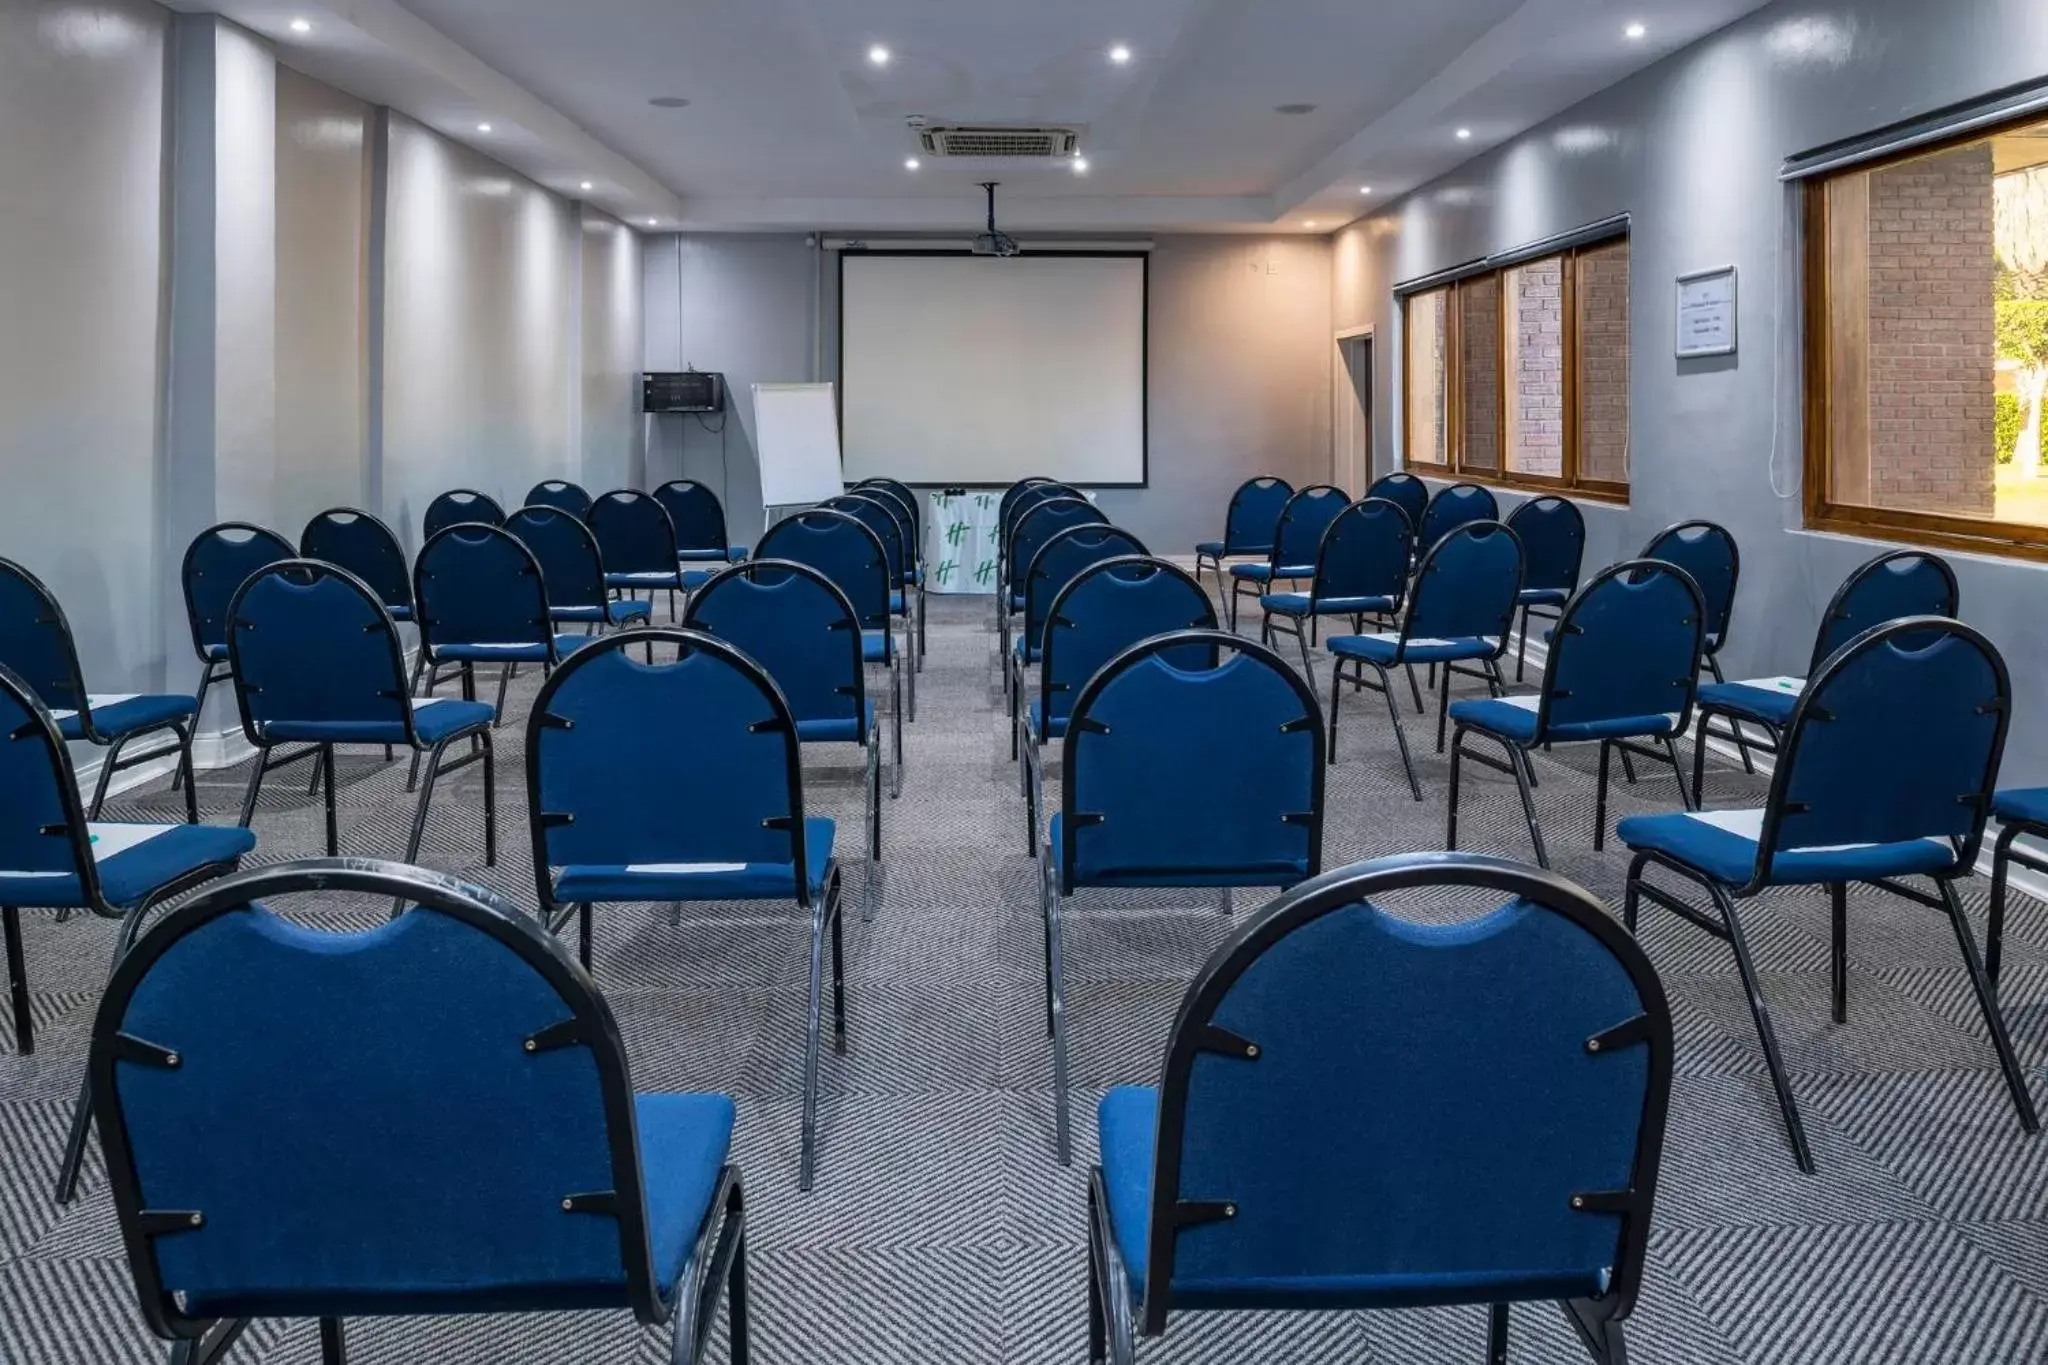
[186,0,1774,233]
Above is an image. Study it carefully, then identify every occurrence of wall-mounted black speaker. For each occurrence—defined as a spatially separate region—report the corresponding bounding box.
[643,371,726,413]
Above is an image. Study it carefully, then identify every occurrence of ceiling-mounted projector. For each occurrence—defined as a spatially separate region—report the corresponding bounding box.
[971,181,1021,257]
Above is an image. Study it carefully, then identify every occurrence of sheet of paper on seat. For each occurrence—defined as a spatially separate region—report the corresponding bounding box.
[87,823,179,862]
[625,862,748,874]
[1734,676,1804,693]
[412,697,450,710]
[47,693,141,723]
[1683,807,1942,853]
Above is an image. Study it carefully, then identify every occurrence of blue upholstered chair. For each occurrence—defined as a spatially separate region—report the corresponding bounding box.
[588,488,690,616]
[1259,497,1413,677]
[1618,617,2036,1172]
[825,490,920,690]
[1506,496,1587,681]
[525,477,593,518]
[1227,485,1348,632]
[414,524,591,721]
[1003,496,1109,668]
[853,479,927,660]
[181,522,298,735]
[999,483,1085,604]
[685,559,891,910]
[1327,521,1524,801]
[505,504,653,631]
[756,508,907,760]
[997,477,1058,553]
[1690,549,1957,805]
[0,665,252,1205]
[1089,852,1672,1365]
[422,488,506,541]
[301,509,414,624]
[1640,520,1738,675]
[1448,561,1705,868]
[227,561,496,869]
[1364,470,1429,531]
[1018,558,1216,852]
[0,558,200,822]
[526,630,848,1190]
[1194,476,1293,601]
[1042,630,1324,1162]
[92,858,748,1365]
[654,479,748,564]
[1417,482,1501,556]
[1009,523,1149,759]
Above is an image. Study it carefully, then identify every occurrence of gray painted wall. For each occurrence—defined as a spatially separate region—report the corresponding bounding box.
[580,208,645,492]
[641,233,1333,550]
[1333,0,2048,779]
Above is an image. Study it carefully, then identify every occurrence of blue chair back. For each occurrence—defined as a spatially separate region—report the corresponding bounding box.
[527,631,816,901]
[1505,496,1586,596]
[1418,483,1500,554]
[1131,852,1669,1330]
[587,489,679,577]
[1060,631,1323,890]
[1039,558,1215,736]
[225,561,416,746]
[854,479,921,563]
[1759,618,2007,885]
[183,524,298,664]
[423,489,506,541]
[824,493,907,591]
[754,510,892,636]
[90,859,672,1334]
[998,478,1058,540]
[1022,525,1150,654]
[415,524,555,661]
[1308,500,1413,610]
[1641,521,1738,655]
[1269,486,1350,572]
[1002,482,1080,561]
[1010,498,1108,592]
[525,479,592,518]
[1218,477,1294,555]
[683,561,865,736]
[652,480,732,558]
[1404,522,1524,648]
[504,505,611,615]
[0,664,98,898]
[1364,472,1429,530]
[0,558,89,717]
[1812,550,1958,670]
[1533,561,1705,741]
[301,509,412,616]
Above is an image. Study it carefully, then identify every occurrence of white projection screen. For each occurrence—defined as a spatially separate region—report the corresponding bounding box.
[839,252,1147,486]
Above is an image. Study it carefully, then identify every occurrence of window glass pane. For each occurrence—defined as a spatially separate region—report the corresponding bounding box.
[1503,257,1565,477]
[1576,239,1630,485]
[1405,289,1450,467]
[1458,275,1501,473]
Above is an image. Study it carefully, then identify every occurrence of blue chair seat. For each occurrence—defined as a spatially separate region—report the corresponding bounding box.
[1615,808,1958,886]
[1195,540,1224,557]
[1517,587,1572,607]
[1097,1087,1606,1304]
[795,701,876,745]
[552,817,836,903]
[1328,632,1502,666]
[861,632,891,664]
[552,600,652,626]
[636,1091,737,1292]
[432,635,593,664]
[53,693,197,742]
[1993,788,2048,827]
[0,821,255,910]
[1013,637,1042,665]
[1228,563,1313,583]
[204,643,229,662]
[1695,676,1804,729]
[262,697,493,747]
[1026,700,1068,743]
[1008,592,1026,613]
[906,566,922,585]
[606,570,682,590]
[677,547,745,564]
[682,569,716,591]
[1049,813,1306,888]
[890,590,906,614]
[1259,593,1397,618]
[1449,695,1680,745]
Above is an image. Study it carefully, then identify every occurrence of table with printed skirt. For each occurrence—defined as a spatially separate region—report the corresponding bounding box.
[922,491,1002,594]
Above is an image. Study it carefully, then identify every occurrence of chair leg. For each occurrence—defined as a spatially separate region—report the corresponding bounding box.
[1377,664,1423,802]
[1617,743,1639,786]
[402,741,449,864]
[1435,658,1453,753]
[1515,602,1533,681]
[237,746,271,828]
[174,665,220,791]
[726,1217,753,1365]
[1711,883,1814,1172]
[830,878,847,1048]
[319,1317,346,1365]
[493,663,514,725]
[1829,882,1848,1025]
[579,903,594,969]
[1327,659,1344,762]
[1708,654,1757,775]
[321,745,339,856]
[1594,740,1611,851]
[1046,863,1074,1165]
[1691,712,1712,808]
[170,1319,252,1365]
[1508,736,1549,869]
[1488,1303,1510,1365]
[1988,824,2020,988]
[1446,727,1464,850]
[173,722,199,824]
[892,659,906,787]
[906,638,917,722]
[1404,663,1425,714]
[87,734,128,820]
[800,886,829,1192]
[2,907,30,1056]
[1936,876,2040,1134]
[1294,619,1313,680]
[1087,1200,1108,1365]
[1662,737,1696,812]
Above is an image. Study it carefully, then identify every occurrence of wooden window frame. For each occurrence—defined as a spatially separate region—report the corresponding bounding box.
[1399,234,1631,503]
[1802,114,2048,562]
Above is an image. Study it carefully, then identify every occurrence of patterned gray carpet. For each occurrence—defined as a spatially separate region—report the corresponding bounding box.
[5,592,2048,1364]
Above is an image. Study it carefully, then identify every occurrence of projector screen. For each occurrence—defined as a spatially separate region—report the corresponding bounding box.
[839,252,1147,486]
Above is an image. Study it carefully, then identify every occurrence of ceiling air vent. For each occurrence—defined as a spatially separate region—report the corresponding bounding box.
[917,125,1080,158]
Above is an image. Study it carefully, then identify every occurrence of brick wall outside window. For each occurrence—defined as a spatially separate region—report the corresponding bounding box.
[1506,258,1565,477]
[1578,241,1631,485]
[1460,277,1501,472]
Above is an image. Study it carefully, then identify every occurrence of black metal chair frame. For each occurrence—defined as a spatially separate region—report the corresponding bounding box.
[91,858,749,1365]
[410,523,569,729]
[1007,523,1149,763]
[999,495,1098,669]
[1638,519,1744,785]
[1258,497,1411,681]
[829,489,922,707]
[1227,485,1346,634]
[180,523,298,785]
[1087,851,1672,1365]
[1622,617,2038,1174]
[853,478,929,663]
[1195,476,1290,603]
[997,483,1081,611]
[1505,496,1587,683]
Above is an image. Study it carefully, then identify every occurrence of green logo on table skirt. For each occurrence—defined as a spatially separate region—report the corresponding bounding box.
[946,520,969,547]
[937,558,958,584]
[974,494,993,511]
[974,558,995,585]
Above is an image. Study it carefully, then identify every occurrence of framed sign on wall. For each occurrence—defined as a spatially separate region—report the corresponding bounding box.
[1675,265,1737,359]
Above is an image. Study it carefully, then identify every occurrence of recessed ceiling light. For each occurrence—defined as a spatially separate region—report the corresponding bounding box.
[867,44,891,67]
[904,157,920,171]
[1305,220,1319,229]
[648,96,691,109]
[1358,185,1373,195]
[288,18,311,34]
[579,181,594,191]
[1108,44,1132,65]
[1274,103,1318,116]
[646,218,659,227]
[1455,127,1473,140]
[1624,21,1647,39]
[477,122,492,133]
[1073,156,1090,174]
